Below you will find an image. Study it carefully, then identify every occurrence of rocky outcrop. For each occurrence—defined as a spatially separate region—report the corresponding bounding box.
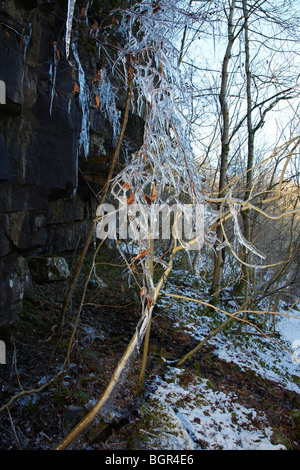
[0,0,143,325]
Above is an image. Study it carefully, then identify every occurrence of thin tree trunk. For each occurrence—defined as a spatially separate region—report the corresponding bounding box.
[137,237,154,395]
[241,0,253,301]
[211,0,236,304]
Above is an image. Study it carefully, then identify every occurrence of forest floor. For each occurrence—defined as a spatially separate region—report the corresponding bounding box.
[0,244,299,451]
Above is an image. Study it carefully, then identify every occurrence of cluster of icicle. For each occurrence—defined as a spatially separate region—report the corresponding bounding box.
[63,0,266,265]
[110,1,218,251]
[63,0,120,157]
[114,2,205,202]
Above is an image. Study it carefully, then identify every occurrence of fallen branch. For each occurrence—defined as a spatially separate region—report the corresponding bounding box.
[54,305,154,450]
[54,231,179,450]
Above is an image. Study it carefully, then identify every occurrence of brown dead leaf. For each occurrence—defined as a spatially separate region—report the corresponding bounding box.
[127,193,135,205]
[147,296,155,309]
[140,286,147,297]
[144,194,152,206]
[151,183,157,203]
[95,94,100,108]
[123,182,131,190]
[91,21,98,31]
[93,70,101,82]
[73,82,79,93]
[134,249,150,260]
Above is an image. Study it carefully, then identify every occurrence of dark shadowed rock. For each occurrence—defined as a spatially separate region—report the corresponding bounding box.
[28,255,70,283]
[0,0,144,325]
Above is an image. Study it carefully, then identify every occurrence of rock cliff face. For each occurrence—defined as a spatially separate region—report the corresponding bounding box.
[0,0,142,325]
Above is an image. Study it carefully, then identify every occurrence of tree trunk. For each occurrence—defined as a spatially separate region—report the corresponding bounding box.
[211,0,236,304]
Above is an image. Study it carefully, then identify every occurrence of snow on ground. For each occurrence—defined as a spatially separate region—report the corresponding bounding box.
[146,269,300,450]
[160,270,300,394]
[145,368,286,450]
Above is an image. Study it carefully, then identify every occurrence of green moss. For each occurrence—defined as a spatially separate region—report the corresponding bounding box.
[75,390,89,405]
[271,431,292,450]
[290,408,300,438]
[53,384,72,405]
[126,400,191,449]
[193,361,201,375]
[206,379,216,390]
[21,398,40,416]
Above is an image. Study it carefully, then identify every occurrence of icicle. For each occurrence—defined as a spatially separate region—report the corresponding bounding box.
[21,22,32,84]
[72,42,90,158]
[49,43,58,116]
[85,1,90,27]
[228,197,266,260]
[94,68,120,146]
[66,0,76,59]
[22,22,32,63]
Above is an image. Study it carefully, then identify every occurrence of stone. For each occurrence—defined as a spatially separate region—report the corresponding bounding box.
[28,255,70,283]
[0,213,10,257]
[0,135,11,180]
[16,256,33,291]
[0,254,33,326]
[8,211,46,250]
[63,405,86,434]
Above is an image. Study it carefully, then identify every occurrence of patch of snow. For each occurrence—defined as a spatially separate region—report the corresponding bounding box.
[147,368,287,450]
[151,268,300,450]
[277,308,300,345]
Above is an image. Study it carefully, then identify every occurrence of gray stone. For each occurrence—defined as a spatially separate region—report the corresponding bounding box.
[0,255,33,326]
[28,255,70,283]
[63,405,86,434]
[16,256,33,291]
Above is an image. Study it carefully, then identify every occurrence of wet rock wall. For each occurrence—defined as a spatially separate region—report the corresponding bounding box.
[0,0,142,325]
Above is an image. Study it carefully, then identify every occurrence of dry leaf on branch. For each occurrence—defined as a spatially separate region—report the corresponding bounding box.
[73,82,79,93]
[127,193,135,205]
[93,70,101,82]
[134,249,150,260]
[151,183,157,203]
[95,94,100,108]
[140,286,147,297]
[144,194,152,205]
